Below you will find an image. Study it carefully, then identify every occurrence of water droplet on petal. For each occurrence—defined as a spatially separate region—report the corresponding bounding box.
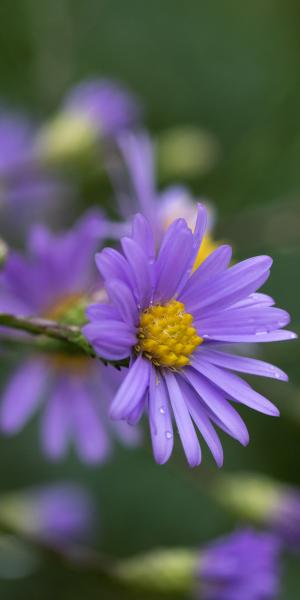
[159,407,165,415]
[165,431,173,440]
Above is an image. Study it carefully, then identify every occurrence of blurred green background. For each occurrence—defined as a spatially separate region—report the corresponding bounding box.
[0,0,299,597]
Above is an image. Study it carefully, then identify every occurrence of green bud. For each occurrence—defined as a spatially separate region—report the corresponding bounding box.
[213,472,282,523]
[35,111,100,168]
[114,547,197,594]
[157,126,220,181]
[0,494,38,537]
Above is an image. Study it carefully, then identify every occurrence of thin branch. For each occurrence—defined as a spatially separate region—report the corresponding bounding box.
[0,313,129,369]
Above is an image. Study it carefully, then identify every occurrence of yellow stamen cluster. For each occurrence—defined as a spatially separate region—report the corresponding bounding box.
[135,300,203,369]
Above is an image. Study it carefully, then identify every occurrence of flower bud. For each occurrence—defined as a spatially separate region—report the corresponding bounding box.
[114,548,197,594]
[214,472,300,550]
[157,125,220,181]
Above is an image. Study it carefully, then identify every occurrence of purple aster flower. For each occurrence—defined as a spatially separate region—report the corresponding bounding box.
[110,132,219,267]
[0,483,95,548]
[0,111,32,177]
[215,473,300,551]
[199,529,281,600]
[0,212,139,462]
[0,108,75,242]
[63,79,142,137]
[83,205,296,467]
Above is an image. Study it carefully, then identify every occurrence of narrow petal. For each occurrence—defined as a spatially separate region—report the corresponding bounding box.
[191,358,280,416]
[182,255,272,314]
[121,237,152,308]
[164,371,201,467]
[70,378,111,463]
[0,359,47,433]
[184,367,249,445]
[95,248,134,289]
[106,279,139,326]
[200,349,288,381]
[230,292,275,310]
[83,321,135,360]
[202,330,297,343]
[154,228,194,302]
[110,356,151,420]
[178,377,224,466]
[178,244,232,301]
[132,213,155,260]
[175,204,209,295]
[148,368,174,464]
[41,377,70,459]
[85,303,120,322]
[126,391,147,425]
[195,307,290,337]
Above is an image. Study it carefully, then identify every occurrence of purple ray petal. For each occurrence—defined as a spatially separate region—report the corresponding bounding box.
[184,367,249,446]
[164,371,201,467]
[178,378,224,466]
[121,237,152,308]
[200,348,288,381]
[41,377,71,459]
[148,368,174,464]
[110,355,151,420]
[191,358,279,416]
[132,213,155,260]
[0,359,47,433]
[202,330,297,343]
[106,279,139,326]
[70,378,111,463]
[195,306,290,337]
[179,244,232,300]
[175,204,208,295]
[182,255,272,314]
[95,248,134,290]
[82,321,135,360]
[154,227,194,303]
[85,303,120,322]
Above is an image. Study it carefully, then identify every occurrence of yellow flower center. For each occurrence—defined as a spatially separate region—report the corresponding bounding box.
[135,300,203,369]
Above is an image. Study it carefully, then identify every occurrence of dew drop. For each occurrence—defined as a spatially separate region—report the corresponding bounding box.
[159,407,166,415]
[165,431,173,440]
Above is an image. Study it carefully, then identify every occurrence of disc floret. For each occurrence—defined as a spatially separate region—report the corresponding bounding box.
[135,300,203,369]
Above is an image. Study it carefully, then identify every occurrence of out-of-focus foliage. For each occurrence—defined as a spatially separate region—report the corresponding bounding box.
[0,1,299,598]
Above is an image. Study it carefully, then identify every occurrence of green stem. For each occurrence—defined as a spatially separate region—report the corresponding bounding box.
[0,313,129,369]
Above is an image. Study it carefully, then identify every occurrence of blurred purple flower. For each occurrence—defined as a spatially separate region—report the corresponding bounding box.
[199,529,281,600]
[0,108,75,242]
[64,79,142,137]
[109,131,218,266]
[83,205,295,467]
[269,488,300,550]
[0,483,95,548]
[0,212,139,462]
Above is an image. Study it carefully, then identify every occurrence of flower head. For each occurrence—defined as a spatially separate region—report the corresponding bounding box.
[63,79,142,137]
[215,472,300,551]
[112,132,218,266]
[199,529,281,600]
[84,205,295,467]
[0,213,139,462]
[0,109,74,243]
[0,483,95,547]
